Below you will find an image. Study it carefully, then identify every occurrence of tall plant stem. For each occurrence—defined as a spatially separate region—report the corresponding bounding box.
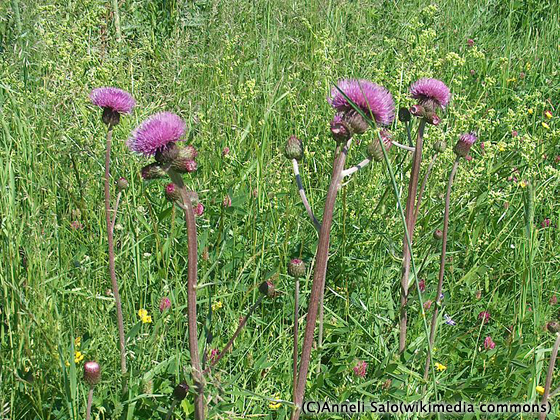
[291,139,351,420]
[110,190,122,232]
[399,119,425,353]
[293,278,299,402]
[539,333,560,420]
[423,157,460,380]
[292,159,321,231]
[111,0,122,42]
[202,295,264,375]
[413,153,438,224]
[86,386,94,420]
[104,127,127,378]
[167,169,204,420]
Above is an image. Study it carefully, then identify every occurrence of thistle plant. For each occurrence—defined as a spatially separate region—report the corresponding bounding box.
[423,132,477,379]
[289,79,394,420]
[540,322,560,420]
[83,361,101,420]
[90,87,135,379]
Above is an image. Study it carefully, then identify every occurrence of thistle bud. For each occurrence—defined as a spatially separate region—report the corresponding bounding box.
[547,321,560,334]
[344,110,369,135]
[433,140,447,153]
[330,115,352,142]
[398,107,411,122]
[284,135,303,161]
[165,183,181,202]
[102,107,120,126]
[116,177,128,191]
[172,382,189,401]
[259,280,276,298]
[288,259,306,278]
[454,132,477,158]
[141,162,166,180]
[155,142,179,164]
[171,145,198,173]
[367,136,391,162]
[433,229,443,240]
[410,105,426,117]
[425,111,440,126]
[83,361,101,386]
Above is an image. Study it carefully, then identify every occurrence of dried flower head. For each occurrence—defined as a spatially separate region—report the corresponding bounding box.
[83,361,101,386]
[329,79,395,126]
[454,132,477,158]
[410,78,451,112]
[128,112,186,157]
[90,87,135,125]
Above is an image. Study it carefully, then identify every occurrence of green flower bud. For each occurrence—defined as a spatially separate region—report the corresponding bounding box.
[284,135,303,161]
[433,140,447,153]
[288,259,306,278]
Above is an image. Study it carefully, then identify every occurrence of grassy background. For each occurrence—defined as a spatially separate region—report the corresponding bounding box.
[0,0,558,418]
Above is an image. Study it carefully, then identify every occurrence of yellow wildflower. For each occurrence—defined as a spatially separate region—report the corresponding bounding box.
[528,108,534,115]
[536,386,545,395]
[74,337,81,348]
[141,315,152,324]
[138,308,148,319]
[497,141,506,152]
[269,395,282,410]
[65,360,70,367]
[545,110,553,119]
[435,362,447,371]
[212,301,223,311]
[507,77,516,83]
[519,180,528,188]
[542,122,550,130]
[74,351,84,364]
[525,62,531,70]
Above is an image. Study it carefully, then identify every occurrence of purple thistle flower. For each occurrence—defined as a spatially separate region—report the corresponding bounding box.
[410,78,451,111]
[90,87,136,114]
[483,336,495,350]
[329,79,395,126]
[454,132,477,158]
[128,112,186,157]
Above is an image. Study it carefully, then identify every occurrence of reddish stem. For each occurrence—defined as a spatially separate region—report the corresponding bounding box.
[413,152,438,224]
[399,119,425,353]
[167,169,204,420]
[86,386,94,420]
[104,127,127,378]
[539,333,560,420]
[423,157,460,380]
[293,278,299,402]
[291,139,350,420]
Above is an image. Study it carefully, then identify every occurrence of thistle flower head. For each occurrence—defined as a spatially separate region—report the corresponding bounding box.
[83,361,101,386]
[194,202,204,216]
[90,87,135,125]
[284,135,303,161]
[410,78,451,111]
[367,131,392,162]
[128,112,186,157]
[288,258,306,278]
[330,114,352,142]
[329,79,395,126]
[433,229,443,240]
[141,162,166,180]
[454,132,477,158]
[116,177,128,191]
[165,183,181,202]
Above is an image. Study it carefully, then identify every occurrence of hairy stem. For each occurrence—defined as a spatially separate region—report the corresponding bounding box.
[104,127,127,378]
[167,169,204,420]
[86,386,94,420]
[203,295,264,374]
[293,278,299,402]
[291,138,351,420]
[413,153,438,224]
[292,159,321,231]
[423,157,460,380]
[110,190,122,232]
[399,119,425,353]
[539,333,560,420]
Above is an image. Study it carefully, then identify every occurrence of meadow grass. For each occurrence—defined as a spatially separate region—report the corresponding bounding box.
[0,0,559,418]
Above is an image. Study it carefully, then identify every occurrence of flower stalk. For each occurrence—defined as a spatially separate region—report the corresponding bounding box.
[539,332,560,420]
[292,159,321,231]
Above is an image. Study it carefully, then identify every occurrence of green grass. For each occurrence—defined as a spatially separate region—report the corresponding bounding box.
[0,0,559,418]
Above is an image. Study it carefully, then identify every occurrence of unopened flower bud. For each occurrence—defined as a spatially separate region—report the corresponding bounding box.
[141,162,166,180]
[433,229,443,240]
[171,145,198,173]
[433,140,447,153]
[547,321,560,334]
[288,259,306,278]
[165,183,181,202]
[367,136,391,162]
[259,280,276,298]
[425,111,440,126]
[410,104,426,117]
[284,135,303,161]
[330,115,352,142]
[194,202,204,216]
[172,382,189,401]
[398,107,411,122]
[454,132,477,158]
[83,361,101,386]
[116,177,128,191]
